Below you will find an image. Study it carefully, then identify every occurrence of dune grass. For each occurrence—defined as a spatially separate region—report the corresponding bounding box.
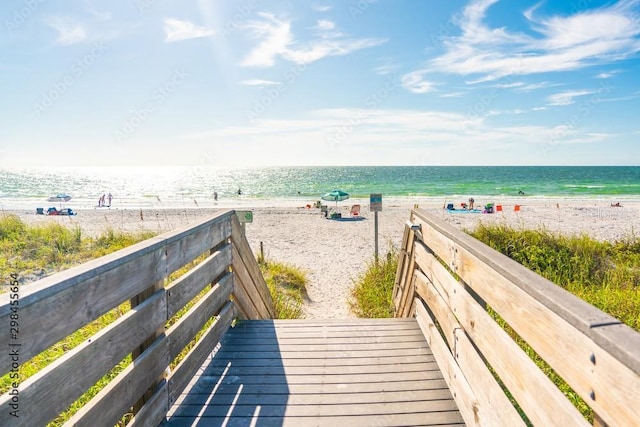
[258,256,308,319]
[0,214,157,288]
[469,223,640,331]
[349,244,398,318]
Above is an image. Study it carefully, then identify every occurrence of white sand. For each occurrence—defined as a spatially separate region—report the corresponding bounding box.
[10,198,640,319]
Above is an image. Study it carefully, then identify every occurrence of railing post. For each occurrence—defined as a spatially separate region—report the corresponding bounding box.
[130,278,166,414]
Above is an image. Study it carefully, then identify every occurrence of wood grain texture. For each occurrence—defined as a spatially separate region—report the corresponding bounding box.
[165,318,462,426]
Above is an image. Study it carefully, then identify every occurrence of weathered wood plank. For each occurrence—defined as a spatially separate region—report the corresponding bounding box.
[202,353,435,368]
[128,382,169,427]
[412,209,640,426]
[211,341,428,352]
[416,247,588,426]
[191,370,445,386]
[164,412,464,427]
[220,333,428,345]
[415,299,490,427]
[229,268,260,319]
[0,291,166,427]
[166,318,461,426]
[230,213,275,317]
[168,302,235,406]
[181,378,450,396]
[166,244,232,318]
[64,335,170,426]
[211,347,430,359]
[200,361,439,377]
[231,245,270,318]
[176,388,454,406]
[414,267,528,426]
[173,399,461,417]
[393,221,412,306]
[166,274,233,361]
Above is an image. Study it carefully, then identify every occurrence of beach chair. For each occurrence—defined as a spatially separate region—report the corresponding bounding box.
[350,204,361,217]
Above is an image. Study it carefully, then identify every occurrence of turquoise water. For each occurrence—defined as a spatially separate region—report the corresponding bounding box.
[1,166,639,209]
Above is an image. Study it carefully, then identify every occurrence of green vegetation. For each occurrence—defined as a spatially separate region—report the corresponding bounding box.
[349,245,398,318]
[259,257,307,319]
[0,214,156,288]
[470,223,640,331]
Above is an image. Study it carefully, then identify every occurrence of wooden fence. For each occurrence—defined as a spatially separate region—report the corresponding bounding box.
[394,209,640,427]
[0,210,273,426]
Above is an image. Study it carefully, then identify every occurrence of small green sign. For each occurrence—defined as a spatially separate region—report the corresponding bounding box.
[236,210,253,223]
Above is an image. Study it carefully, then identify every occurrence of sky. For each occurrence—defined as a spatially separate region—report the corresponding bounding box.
[1,0,639,167]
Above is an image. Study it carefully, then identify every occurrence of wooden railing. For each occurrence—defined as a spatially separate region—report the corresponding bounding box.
[0,210,274,426]
[394,209,640,427]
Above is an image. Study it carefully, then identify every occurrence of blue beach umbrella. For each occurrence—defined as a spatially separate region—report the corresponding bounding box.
[321,189,349,207]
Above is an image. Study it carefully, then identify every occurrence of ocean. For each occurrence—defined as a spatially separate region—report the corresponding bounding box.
[1,166,639,210]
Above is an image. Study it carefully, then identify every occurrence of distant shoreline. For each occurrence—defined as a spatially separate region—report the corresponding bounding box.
[6,197,640,319]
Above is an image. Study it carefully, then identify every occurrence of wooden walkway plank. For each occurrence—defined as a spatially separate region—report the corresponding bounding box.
[163,318,462,426]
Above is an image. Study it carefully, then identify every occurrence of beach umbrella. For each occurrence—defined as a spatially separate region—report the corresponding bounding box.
[47,193,72,208]
[321,189,349,207]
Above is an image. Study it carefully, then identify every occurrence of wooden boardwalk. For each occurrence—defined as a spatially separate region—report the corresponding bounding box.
[164,318,463,426]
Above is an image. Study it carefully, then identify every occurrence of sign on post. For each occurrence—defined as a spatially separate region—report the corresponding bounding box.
[370,194,382,263]
[235,210,253,234]
[236,210,253,223]
[370,193,382,212]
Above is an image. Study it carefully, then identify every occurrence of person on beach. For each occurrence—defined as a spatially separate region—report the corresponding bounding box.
[107,193,113,207]
[213,191,218,201]
[469,197,475,210]
[237,188,242,195]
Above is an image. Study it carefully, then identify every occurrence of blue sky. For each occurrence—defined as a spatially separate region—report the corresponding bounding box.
[1,0,639,167]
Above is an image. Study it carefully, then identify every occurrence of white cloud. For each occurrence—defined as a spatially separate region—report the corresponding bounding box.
[408,0,640,84]
[164,18,215,43]
[547,90,595,106]
[240,79,281,86]
[312,4,332,12]
[401,71,437,93]
[317,20,335,30]
[241,13,386,67]
[241,13,292,67]
[45,17,87,45]
[178,107,605,166]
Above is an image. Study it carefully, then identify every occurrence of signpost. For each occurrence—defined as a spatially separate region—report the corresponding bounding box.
[235,210,253,233]
[370,194,382,263]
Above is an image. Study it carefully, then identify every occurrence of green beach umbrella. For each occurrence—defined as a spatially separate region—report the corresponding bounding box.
[321,189,350,207]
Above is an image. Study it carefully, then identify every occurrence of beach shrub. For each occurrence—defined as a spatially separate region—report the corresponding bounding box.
[349,244,397,318]
[0,215,156,289]
[470,223,640,331]
[259,259,307,319]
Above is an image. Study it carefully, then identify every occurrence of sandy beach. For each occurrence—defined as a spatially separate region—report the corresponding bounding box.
[9,197,640,319]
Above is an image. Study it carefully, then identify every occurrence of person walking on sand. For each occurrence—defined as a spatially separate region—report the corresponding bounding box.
[468,197,475,210]
[107,193,113,207]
